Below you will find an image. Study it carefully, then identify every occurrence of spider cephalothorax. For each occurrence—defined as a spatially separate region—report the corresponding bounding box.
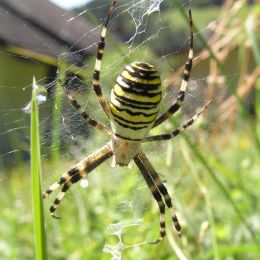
[43,0,210,244]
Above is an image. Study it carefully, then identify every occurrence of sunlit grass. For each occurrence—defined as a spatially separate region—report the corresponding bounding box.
[1,118,260,259]
[30,78,47,259]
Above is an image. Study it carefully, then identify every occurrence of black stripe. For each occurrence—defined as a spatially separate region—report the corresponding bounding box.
[160,230,166,237]
[134,62,155,70]
[173,219,181,231]
[94,87,102,96]
[98,40,105,49]
[114,96,156,110]
[161,222,166,228]
[54,198,61,205]
[120,75,161,90]
[113,89,161,106]
[110,102,158,117]
[183,74,189,81]
[61,183,70,193]
[97,51,103,60]
[158,134,172,140]
[71,173,82,183]
[71,100,81,110]
[172,129,180,136]
[68,167,78,176]
[183,118,193,128]
[93,70,100,80]
[114,133,142,141]
[159,203,165,212]
[177,91,185,101]
[185,59,192,71]
[111,110,155,125]
[82,114,98,126]
[45,189,52,195]
[114,118,148,130]
[168,104,180,113]
[126,67,159,80]
[156,183,168,196]
[116,82,161,97]
[57,177,66,185]
[164,197,172,208]
[80,111,90,119]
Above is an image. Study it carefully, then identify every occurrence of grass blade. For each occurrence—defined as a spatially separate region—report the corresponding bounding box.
[31,77,47,260]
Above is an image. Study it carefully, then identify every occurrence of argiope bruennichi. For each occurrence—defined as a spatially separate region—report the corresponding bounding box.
[43,0,210,244]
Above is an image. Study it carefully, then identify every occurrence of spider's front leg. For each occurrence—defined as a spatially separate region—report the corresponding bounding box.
[92,0,116,119]
[152,7,194,128]
[42,142,113,218]
[60,81,111,136]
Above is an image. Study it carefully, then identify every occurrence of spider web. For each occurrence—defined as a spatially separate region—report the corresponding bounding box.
[122,0,163,44]
[0,0,217,259]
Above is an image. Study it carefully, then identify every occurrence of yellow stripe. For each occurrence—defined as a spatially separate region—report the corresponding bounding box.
[122,71,161,85]
[101,27,107,38]
[114,84,161,104]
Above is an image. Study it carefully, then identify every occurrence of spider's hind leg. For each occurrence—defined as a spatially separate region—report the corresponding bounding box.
[42,142,113,218]
[42,163,87,218]
[134,154,167,244]
[134,151,181,244]
[42,167,78,199]
[48,168,86,218]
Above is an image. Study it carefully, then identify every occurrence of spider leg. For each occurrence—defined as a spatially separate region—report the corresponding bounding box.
[42,166,78,199]
[153,7,193,128]
[92,0,117,119]
[42,142,113,218]
[49,170,85,218]
[144,101,211,142]
[134,154,166,244]
[134,151,181,244]
[62,84,111,136]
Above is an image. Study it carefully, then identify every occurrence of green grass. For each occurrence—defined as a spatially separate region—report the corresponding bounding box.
[30,78,47,260]
[1,114,260,259]
[1,113,260,260]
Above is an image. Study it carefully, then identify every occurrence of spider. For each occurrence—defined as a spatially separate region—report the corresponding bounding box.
[43,0,210,244]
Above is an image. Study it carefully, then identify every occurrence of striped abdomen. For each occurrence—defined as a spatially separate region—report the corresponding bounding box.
[109,61,162,141]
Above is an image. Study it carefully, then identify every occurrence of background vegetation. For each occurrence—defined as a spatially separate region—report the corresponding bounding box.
[0,0,260,259]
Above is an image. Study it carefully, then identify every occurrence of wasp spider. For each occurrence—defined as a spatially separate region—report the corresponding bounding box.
[43,0,210,244]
